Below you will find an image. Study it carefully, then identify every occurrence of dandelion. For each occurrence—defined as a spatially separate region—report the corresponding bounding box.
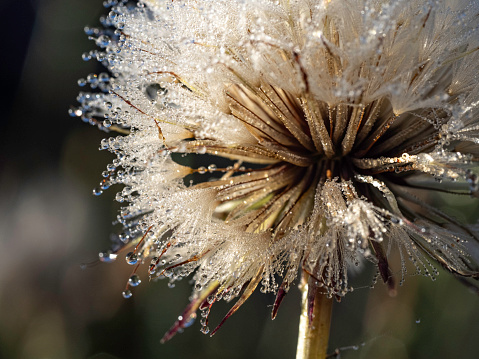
[74,0,479,357]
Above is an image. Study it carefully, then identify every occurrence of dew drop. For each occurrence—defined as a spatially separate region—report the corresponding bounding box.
[198,166,207,174]
[84,26,95,35]
[183,313,196,328]
[128,274,141,287]
[99,250,117,262]
[99,72,109,82]
[68,107,83,117]
[420,227,429,234]
[87,73,98,84]
[96,35,111,47]
[207,295,215,304]
[125,252,138,265]
[200,326,210,335]
[82,52,92,61]
[93,187,103,196]
[416,319,421,324]
[122,290,132,299]
[148,264,156,275]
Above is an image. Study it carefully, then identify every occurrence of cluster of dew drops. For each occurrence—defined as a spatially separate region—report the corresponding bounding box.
[69,0,134,131]
[72,0,166,301]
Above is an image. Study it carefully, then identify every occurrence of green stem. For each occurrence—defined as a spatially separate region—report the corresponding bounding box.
[296,274,333,359]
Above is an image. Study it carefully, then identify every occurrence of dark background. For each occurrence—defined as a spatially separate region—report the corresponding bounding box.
[1,1,478,358]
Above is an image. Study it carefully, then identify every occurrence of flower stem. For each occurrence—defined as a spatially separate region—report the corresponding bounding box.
[296,274,333,359]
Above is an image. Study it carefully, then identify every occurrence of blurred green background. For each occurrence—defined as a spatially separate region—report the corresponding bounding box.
[1,1,478,358]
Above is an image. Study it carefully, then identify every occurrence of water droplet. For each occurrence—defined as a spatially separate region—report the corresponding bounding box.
[68,107,83,117]
[196,146,207,154]
[99,72,109,82]
[96,35,111,47]
[77,78,87,86]
[99,250,117,262]
[148,264,156,275]
[416,319,421,324]
[128,274,141,287]
[200,326,210,335]
[198,166,207,174]
[122,290,132,299]
[87,73,98,85]
[207,295,215,304]
[183,313,196,328]
[207,164,217,173]
[93,187,103,196]
[84,26,95,35]
[82,52,92,61]
[125,252,138,265]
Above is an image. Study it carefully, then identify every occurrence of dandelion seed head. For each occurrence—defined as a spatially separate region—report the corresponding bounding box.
[77,0,479,338]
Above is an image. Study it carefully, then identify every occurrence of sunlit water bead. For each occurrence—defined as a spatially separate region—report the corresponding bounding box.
[125,251,139,265]
[94,34,111,48]
[77,78,87,87]
[122,289,132,299]
[115,192,125,203]
[98,250,117,263]
[84,25,100,37]
[87,73,99,88]
[103,0,119,9]
[82,51,92,61]
[148,264,156,275]
[92,187,103,196]
[128,274,141,287]
[180,313,196,328]
[99,177,112,190]
[68,107,83,117]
